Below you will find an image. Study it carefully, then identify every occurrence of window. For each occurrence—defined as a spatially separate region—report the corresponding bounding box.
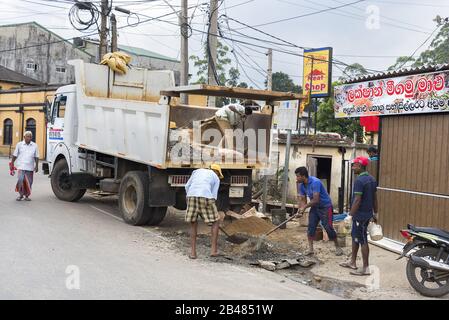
[56,66,66,73]
[51,95,67,124]
[3,118,13,145]
[26,62,38,71]
[25,118,36,142]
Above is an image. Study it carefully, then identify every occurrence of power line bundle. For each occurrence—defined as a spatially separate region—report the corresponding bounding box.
[69,1,101,32]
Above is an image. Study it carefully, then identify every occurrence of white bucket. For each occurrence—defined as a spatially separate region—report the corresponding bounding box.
[368,222,383,241]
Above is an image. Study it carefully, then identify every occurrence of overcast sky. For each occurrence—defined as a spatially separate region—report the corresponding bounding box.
[1,0,447,88]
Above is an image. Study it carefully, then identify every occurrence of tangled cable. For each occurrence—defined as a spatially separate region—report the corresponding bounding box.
[69,1,100,32]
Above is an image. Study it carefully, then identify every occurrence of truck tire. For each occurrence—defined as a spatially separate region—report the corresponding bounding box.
[119,171,152,226]
[51,158,86,202]
[147,207,167,226]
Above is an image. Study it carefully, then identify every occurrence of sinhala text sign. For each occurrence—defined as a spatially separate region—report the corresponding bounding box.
[334,70,449,118]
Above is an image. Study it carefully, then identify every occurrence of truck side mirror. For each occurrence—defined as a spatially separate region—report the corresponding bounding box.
[43,99,51,124]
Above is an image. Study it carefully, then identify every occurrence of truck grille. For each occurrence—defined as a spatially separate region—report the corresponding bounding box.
[168,175,190,186]
[231,176,249,186]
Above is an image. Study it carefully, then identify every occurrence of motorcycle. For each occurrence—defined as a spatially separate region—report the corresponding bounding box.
[398,224,449,297]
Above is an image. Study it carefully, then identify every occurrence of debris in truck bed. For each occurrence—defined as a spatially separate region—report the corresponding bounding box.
[223,216,274,236]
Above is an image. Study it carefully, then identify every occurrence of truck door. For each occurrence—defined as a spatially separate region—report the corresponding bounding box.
[46,94,67,161]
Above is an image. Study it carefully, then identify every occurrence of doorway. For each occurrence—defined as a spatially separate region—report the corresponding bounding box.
[306,155,332,194]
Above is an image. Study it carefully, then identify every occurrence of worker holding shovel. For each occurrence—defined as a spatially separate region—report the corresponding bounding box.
[185,164,224,259]
[295,167,343,256]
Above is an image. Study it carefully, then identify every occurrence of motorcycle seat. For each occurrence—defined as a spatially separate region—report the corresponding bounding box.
[408,224,449,239]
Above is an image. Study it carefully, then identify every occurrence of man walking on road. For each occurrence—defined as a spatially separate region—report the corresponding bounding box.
[339,156,378,276]
[10,131,39,201]
[296,167,343,257]
[185,164,224,259]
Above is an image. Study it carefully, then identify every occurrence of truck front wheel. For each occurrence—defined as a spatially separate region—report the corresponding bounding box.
[147,207,167,226]
[119,171,152,226]
[51,158,86,202]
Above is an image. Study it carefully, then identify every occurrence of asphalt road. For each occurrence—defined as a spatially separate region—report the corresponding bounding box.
[0,157,337,300]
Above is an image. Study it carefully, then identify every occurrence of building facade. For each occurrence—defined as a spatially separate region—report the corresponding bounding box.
[0,22,95,85]
[0,86,57,159]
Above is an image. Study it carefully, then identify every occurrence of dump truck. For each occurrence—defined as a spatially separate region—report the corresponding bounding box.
[43,59,301,226]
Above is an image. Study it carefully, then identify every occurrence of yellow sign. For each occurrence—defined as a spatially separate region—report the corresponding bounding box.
[303,47,332,98]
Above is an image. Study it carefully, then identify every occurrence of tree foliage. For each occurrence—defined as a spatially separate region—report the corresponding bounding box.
[268,71,301,93]
[389,16,449,70]
[189,42,247,106]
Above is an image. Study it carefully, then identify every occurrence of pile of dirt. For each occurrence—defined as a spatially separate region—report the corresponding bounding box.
[223,216,274,236]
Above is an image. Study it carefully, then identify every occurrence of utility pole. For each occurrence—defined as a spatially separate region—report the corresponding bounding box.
[99,0,109,60]
[267,48,273,91]
[110,13,117,53]
[207,0,218,107]
[180,0,189,104]
[262,48,273,214]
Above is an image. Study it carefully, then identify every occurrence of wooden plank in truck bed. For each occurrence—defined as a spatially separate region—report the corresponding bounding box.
[161,84,303,103]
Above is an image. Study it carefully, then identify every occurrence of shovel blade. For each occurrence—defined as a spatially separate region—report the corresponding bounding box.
[226,235,248,244]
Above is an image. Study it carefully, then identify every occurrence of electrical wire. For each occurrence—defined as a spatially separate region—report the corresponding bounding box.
[394,24,443,70]
[236,0,367,29]
[69,1,100,32]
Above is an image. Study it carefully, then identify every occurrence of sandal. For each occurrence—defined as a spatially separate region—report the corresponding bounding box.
[188,254,197,259]
[339,262,357,270]
[335,247,344,256]
[16,196,23,201]
[24,197,31,201]
[350,268,371,276]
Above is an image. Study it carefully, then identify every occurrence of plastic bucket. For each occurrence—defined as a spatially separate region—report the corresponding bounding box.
[368,222,383,241]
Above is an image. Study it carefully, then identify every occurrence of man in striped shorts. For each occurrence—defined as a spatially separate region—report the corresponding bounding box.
[185,164,224,259]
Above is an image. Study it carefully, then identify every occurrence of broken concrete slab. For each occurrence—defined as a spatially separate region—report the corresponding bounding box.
[275,261,291,270]
[298,260,316,268]
[258,260,276,271]
[255,257,315,271]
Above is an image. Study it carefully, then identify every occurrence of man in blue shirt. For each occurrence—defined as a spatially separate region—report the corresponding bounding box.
[367,147,379,161]
[185,164,224,259]
[340,156,378,276]
[296,167,343,256]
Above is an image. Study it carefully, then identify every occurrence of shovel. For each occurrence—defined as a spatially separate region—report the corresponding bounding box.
[219,226,249,244]
[255,211,302,250]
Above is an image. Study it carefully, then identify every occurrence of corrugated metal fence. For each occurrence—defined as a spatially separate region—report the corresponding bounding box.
[378,113,449,241]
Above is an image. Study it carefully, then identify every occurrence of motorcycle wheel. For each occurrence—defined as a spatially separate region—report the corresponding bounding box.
[406,247,449,297]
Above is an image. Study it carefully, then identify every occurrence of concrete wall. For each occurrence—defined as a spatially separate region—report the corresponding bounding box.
[277,144,343,206]
[0,23,93,85]
[0,81,18,90]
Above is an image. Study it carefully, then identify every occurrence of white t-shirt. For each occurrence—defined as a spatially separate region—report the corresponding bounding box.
[13,141,39,171]
[215,104,245,126]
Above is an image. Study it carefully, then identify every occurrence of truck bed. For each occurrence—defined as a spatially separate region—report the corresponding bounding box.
[70,59,174,167]
[70,60,275,169]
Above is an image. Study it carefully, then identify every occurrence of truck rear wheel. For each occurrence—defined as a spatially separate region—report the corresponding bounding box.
[51,158,86,202]
[147,207,167,226]
[119,171,152,226]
